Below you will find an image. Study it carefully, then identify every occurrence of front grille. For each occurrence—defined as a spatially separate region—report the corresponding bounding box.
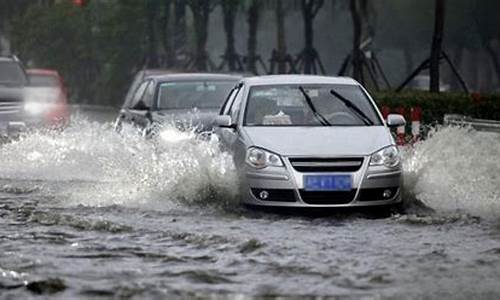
[289,157,364,172]
[358,187,399,201]
[299,190,357,205]
[251,188,296,202]
[0,99,22,114]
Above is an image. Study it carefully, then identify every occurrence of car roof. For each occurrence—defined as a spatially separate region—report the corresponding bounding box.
[26,69,59,76]
[149,73,242,82]
[0,57,16,63]
[241,75,359,86]
[141,69,177,77]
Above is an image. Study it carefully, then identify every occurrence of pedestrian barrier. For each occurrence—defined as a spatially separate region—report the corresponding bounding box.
[380,105,423,146]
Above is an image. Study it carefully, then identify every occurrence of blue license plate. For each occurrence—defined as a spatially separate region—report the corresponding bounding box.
[304,175,352,191]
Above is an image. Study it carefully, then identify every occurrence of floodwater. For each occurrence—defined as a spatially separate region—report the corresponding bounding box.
[1,110,500,299]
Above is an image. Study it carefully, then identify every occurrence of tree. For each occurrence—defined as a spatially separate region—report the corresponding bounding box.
[474,1,500,86]
[299,0,324,74]
[11,0,148,104]
[0,0,34,54]
[349,0,363,82]
[145,0,161,68]
[376,0,433,78]
[187,0,216,71]
[275,0,287,73]
[173,0,187,65]
[159,0,174,67]
[220,0,242,72]
[429,0,445,92]
[246,0,261,74]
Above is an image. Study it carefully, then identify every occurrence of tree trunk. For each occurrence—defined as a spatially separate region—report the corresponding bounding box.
[350,0,363,82]
[247,0,261,74]
[146,0,160,68]
[174,0,187,62]
[302,0,314,74]
[275,0,287,74]
[189,1,211,71]
[222,0,238,71]
[429,0,445,93]
[160,0,173,67]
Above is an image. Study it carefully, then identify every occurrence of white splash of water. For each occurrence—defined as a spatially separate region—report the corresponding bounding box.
[0,116,238,209]
[403,126,500,218]
[2,118,499,216]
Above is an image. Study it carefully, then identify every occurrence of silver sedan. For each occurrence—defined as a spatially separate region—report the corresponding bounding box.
[214,75,405,208]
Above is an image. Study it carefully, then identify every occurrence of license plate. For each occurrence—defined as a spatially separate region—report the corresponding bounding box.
[304,175,352,191]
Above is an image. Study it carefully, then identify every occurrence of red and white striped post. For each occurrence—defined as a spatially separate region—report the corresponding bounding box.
[395,107,406,145]
[381,106,391,120]
[410,107,422,143]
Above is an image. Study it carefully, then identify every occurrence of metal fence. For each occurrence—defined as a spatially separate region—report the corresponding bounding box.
[444,114,500,133]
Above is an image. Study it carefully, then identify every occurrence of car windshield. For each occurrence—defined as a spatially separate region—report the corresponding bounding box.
[158,80,235,109]
[28,74,59,87]
[244,84,382,126]
[0,61,25,85]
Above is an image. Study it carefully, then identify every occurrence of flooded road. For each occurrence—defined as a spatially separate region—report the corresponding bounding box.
[1,110,500,299]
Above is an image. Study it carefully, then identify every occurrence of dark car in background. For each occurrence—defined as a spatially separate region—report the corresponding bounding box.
[25,69,70,128]
[115,73,241,138]
[0,56,28,138]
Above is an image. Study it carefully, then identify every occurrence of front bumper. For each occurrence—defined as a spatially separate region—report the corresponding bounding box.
[0,120,28,139]
[239,156,403,208]
[0,110,69,140]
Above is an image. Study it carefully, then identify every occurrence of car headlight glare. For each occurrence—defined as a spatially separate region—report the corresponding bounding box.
[246,147,283,168]
[159,128,192,143]
[370,145,400,168]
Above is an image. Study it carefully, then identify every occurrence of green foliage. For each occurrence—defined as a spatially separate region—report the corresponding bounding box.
[373,91,500,124]
[10,0,147,105]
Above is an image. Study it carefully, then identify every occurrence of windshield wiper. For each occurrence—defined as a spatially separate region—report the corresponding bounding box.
[329,89,374,126]
[298,86,331,126]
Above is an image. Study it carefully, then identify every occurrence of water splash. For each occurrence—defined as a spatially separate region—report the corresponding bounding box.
[403,126,500,218]
[0,116,238,209]
[1,119,499,217]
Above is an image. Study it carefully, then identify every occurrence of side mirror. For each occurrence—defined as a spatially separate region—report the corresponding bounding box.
[215,115,236,128]
[386,114,406,128]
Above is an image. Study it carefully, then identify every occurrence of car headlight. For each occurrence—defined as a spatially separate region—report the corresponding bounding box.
[159,128,193,143]
[246,147,284,169]
[370,145,400,168]
[24,102,47,115]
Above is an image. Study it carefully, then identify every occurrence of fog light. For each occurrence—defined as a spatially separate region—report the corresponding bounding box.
[383,189,392,198]
[259,190,269,200]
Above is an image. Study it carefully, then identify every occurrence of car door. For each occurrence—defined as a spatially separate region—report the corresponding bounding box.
[118,80,150,131]
[114,71,144,131]
[214,85,240,147]
[215,84,247,166]
[128,79,155,131]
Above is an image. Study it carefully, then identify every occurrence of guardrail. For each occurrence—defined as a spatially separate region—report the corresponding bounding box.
[444,114,500,133]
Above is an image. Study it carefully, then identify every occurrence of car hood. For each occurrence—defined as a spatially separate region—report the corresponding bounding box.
[242,126,393,156]
[153,108,218,132]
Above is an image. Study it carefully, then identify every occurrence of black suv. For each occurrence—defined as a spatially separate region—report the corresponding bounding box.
[0,56,28,137]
